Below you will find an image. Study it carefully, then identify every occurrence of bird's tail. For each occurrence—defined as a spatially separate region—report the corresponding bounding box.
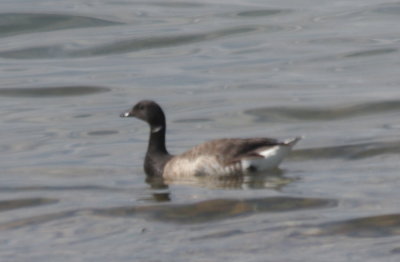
[283,136,303,147]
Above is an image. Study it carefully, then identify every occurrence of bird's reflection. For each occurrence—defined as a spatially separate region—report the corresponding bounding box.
[145,168,298,200]
[145,176,171,202]
[93,195,336,224]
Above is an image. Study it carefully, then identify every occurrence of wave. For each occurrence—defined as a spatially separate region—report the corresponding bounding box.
[0,12,122,38]
[0,25,262,59]
[292,139,400,160]
[246,100,400,122]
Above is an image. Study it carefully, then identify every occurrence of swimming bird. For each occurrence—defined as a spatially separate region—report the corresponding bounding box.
[121,100,300,179]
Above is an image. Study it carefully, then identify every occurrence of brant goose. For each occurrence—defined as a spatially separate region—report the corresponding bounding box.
[121,100,300,179]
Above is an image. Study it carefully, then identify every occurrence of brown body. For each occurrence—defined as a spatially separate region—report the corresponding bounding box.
[163,138,285,179]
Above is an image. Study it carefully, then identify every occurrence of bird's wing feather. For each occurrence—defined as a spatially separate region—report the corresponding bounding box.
[180,138,285,165]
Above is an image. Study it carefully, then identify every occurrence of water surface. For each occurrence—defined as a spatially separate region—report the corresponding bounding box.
[1,0,400,261]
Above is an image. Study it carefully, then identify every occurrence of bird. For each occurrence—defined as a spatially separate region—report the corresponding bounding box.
[120,100,300,179]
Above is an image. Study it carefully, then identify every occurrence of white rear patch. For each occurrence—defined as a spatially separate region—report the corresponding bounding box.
[241,144,294,173]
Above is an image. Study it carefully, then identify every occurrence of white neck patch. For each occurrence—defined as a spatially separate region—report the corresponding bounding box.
[151,126,163,133]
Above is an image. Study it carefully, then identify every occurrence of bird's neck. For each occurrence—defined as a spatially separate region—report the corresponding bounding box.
[144,124,172,177]
[147,124,169,156]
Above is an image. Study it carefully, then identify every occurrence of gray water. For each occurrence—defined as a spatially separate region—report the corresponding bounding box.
[1,0,400,261]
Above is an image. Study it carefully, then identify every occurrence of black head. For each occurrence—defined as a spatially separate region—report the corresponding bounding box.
[121,100,166,131]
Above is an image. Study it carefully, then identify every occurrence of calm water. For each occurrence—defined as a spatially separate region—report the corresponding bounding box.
[1,0,400,261]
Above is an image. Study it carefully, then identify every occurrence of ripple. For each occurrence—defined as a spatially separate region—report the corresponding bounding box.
[0,13,122,38]
[236,9,289,17]
[292,139,400,160]
[391,247,400,254]
[144,1,204,8]
[74,114,92,118]
[0,198,58,212]
[344,48,398,58]
[0,210,76,230]
[246,100,400,122]
[87,130,119,136]
[315,213,400,238]
[0,86,110,97]
[174,118,213,123]
[0,185,122,193]
[190,229,244,241]
[93,197,337,223]
[71,25,260,57]
[373,4,400,15]
[0,197,336,229]
[0,26,260,59]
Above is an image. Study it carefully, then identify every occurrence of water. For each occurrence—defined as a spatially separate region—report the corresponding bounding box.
[1,0,400,261]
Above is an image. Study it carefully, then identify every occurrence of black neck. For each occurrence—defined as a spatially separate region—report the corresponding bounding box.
[144,124,172,177]
[147,125,169,156]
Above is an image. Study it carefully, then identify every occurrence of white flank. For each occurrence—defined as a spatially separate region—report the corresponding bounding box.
[241,137,301,172]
